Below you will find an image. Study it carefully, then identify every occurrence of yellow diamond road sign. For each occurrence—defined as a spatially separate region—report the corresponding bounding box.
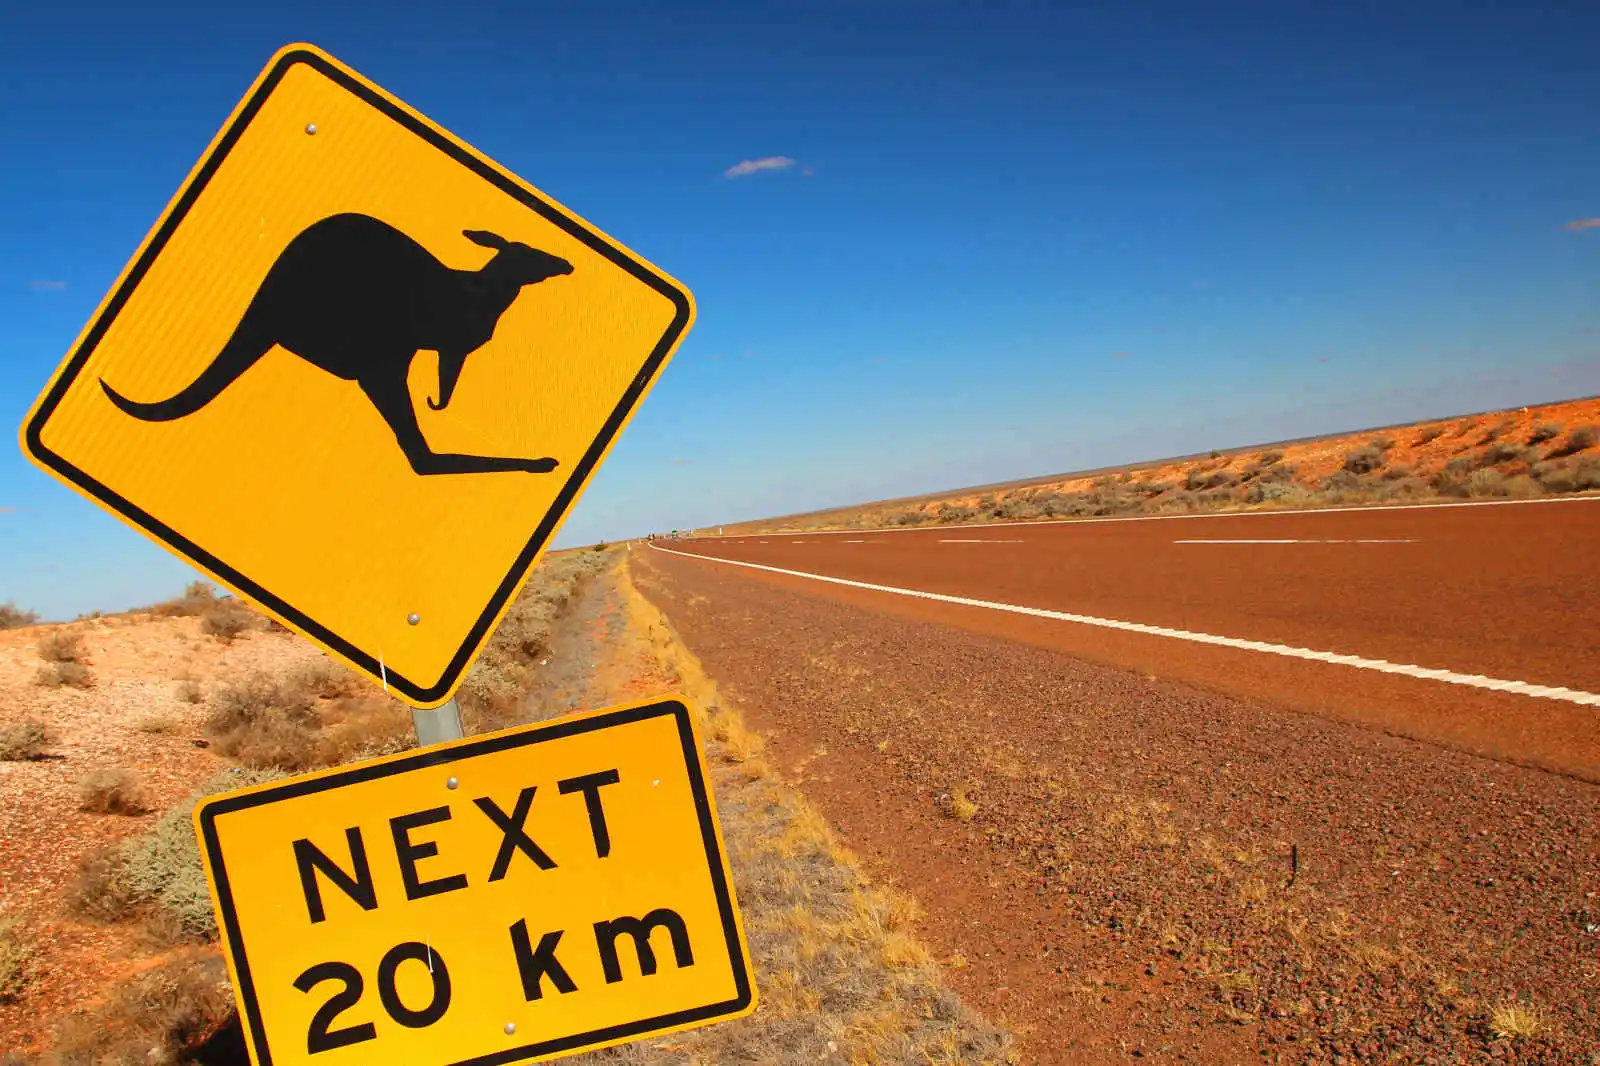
[19,43,693,706]
[194,698,755,1065]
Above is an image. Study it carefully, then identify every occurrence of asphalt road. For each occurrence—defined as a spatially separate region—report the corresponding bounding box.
[650,498,1600,781]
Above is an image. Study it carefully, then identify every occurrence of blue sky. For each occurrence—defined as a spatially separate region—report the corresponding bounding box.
[2,0,1597,619]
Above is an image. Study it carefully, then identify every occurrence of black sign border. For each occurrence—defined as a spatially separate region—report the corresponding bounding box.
[21,44,692,706]
[197,698,754,1065]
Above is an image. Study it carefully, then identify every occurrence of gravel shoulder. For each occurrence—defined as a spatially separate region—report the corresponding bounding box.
[635,546,1600,1066]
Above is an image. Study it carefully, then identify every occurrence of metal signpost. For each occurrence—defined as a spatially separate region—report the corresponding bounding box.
[18,42,754,1065]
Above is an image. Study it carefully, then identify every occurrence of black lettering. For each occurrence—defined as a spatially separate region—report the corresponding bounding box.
[509,919,578,1001]
[558,769,621,858]
[593,909,695,983]
[293,829,377,924]
[375,942,451,1028]
[473,787,556,880]
[390,807,468,901]
[294,960,376,1053]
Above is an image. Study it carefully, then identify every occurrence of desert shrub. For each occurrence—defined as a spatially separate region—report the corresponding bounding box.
[177,678,203,704]
[1381,465,1413,481]
[1256,450,1284,466]
[1343,446,1386,474]
[139,714,184,734]
[1413,426,1445,446]
[72,768,286,941]
[1431,468,1469,497]
[37,629,87,664]
[0,603,38,630]
[204,672,321,771]
[1480,442,1520,466]
[1467,468,1507,497]
[1247,481,1312,505]
[1208,449,1222,459]
[0,917,34,1003]
[36,661,94,689]
[1375,476,1430,500]
[1451,420,1479,438]
[888,508,927,526]
[0,720,48,760]
[1528,422,1563,445]
[1501,474,1539,499]
[1202,470,1237,490]
[1538,457,1600,493]
[1183,467,1208,491]
[1479,419,1514,444]
[45,946,236,1062]
[1322,469,1363,492]
[592,541,608,552]
[79,768,149,815]
[1550,424,1597,458]
[1369,436,1396,452]
[200,598,256,643]
[146,580,218,618]
[936,502,977,523]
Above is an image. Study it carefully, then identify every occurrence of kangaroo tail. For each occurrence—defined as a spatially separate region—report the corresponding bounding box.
[100,327,271,422]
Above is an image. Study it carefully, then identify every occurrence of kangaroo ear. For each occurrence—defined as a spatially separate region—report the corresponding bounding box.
[462,229,510,250]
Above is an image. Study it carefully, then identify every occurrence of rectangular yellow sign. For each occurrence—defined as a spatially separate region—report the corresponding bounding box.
[194,698,755,1065]
[19,43,693,708]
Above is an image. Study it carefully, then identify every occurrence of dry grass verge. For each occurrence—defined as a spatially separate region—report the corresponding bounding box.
[553,562,1016,1065]
[457,548,616,732]
[33,948,235,1065]
[68,769,285,943]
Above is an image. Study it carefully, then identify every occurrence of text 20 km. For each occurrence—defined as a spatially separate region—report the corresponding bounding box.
[296,908,695,1053]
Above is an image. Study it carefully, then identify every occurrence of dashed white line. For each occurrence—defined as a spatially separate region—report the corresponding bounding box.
[648,542,1600,707]
[1174,538,1420,544]
[939,538,1026,543]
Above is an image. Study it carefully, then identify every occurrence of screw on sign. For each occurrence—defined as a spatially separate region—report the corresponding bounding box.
[195,699,756,1064]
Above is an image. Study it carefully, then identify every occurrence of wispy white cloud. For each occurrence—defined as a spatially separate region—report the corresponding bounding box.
[28,280,66,291]
[1565,218,1600,232]
[724,156,796,179]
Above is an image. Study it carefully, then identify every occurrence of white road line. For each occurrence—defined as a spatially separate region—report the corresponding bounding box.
[648,542,1600,708]
[939,538,1026,543]
[1174,538,1420,544]
[733,493,1600,538]
[842,539,867,543]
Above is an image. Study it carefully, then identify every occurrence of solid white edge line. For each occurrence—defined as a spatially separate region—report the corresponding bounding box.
[714,493,1600,539]
[648,542,1600,708]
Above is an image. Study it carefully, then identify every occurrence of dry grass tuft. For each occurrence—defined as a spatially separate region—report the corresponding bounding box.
[137,714,184,734]
[0,602,39,630]
[36,629,87,664]
[43,947,236,1064]
[940,787,980,821]
[0,719,48,761]
[78,767,150,815]
[70,769,285,941]
[145,580,218,618]
[204,662,409,771]
[1489,999,1549,1040]
[0,917,35,1003]
[199,598,258,643]
[35,661,95,689]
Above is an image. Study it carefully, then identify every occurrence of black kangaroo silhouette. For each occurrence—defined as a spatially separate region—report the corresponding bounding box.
[99,212,574,475]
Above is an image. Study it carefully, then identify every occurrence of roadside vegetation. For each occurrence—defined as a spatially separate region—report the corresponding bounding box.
[27,550,616,1064]
[742,407,1600,534]
[0,604,39,630]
